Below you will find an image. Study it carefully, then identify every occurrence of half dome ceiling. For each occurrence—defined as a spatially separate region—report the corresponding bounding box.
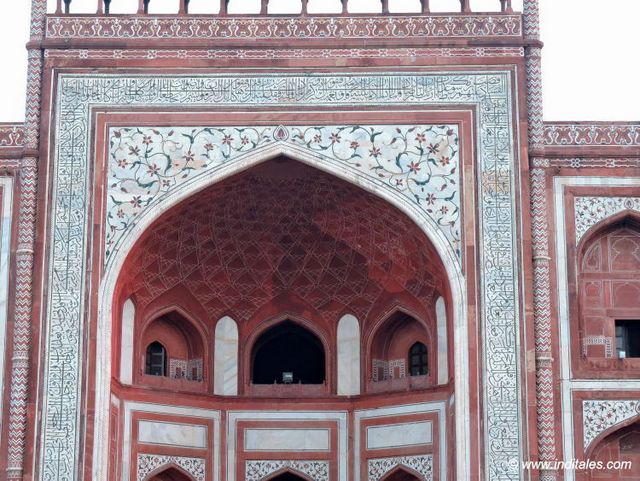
[122,157,448,324]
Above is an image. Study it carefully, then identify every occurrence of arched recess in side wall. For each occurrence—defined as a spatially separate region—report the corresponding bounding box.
[214,316,239,395]
[576,212,640,363]
[586,418,640,480]
[336,313,361,395]
[96,146,467,480]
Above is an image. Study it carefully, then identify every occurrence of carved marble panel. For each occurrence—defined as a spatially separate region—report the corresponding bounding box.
[575,196,640,242]
[245,460,329,481]
[137,454,205,481]
[583,400,640,451]
[368,455,433,481]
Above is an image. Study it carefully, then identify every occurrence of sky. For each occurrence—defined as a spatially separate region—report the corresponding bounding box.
[0,0,637,122]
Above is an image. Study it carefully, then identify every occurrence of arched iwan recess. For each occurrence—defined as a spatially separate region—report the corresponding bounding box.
[95,152,466,480]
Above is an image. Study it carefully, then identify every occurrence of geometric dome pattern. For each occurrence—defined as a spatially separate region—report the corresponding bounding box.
[123,158,447,326]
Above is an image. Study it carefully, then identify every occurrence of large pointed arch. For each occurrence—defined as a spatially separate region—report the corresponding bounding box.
[93,147,467,480]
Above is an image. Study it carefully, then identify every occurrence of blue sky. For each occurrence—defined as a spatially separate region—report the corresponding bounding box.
[0,0,637,122]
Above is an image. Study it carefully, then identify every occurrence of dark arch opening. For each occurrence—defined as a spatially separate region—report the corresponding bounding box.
[145,341,167,376]
[268,473,309,481]
[409,341,428,376]
[252,321,325,384]
[148,466,193,481]
[382,468,422,481]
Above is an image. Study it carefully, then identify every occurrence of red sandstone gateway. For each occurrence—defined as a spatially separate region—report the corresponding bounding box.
[0,1,638,481]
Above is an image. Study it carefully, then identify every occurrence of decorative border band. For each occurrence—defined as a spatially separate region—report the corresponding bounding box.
[45,14,522,41]
[544,123,640,147]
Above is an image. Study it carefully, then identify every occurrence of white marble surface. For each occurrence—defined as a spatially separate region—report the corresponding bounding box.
[0,178,12,426]
[214,316,238,396]
[436,297,448,385]
[120,299,135,385]
[122,402,221,481]
[244,428,330,451]
[337,314,361,396]
[138,420,208,448]
[367,421,432,449]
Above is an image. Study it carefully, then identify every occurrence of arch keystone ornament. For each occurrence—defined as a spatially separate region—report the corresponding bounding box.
[41,71,523,481]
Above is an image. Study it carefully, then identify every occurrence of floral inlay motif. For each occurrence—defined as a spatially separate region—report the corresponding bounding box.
[368,455,433,481]
[107,124,460,261]
[245,460,329,481]
[574,196,640,242]
[583,400,640,451]
[136,454,205,481]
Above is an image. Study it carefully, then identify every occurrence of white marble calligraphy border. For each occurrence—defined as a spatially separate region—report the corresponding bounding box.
[42,71,521,481]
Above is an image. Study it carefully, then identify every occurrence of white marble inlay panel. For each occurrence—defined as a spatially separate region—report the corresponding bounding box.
[214,316,239,396]
[244,428,330,452]
[368,455,433,481]
[0,178,13,423]
[137,454,205,481]
[574,196,640,242]
[337,314,361,396]
[138,420,208,449]
[367,421,432,449]
[583,400,640,451]
[436,296,448,385]
[119,298,135,385]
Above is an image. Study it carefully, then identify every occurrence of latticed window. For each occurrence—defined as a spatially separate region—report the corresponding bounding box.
[145,341,167,376]
[409,342,428,376]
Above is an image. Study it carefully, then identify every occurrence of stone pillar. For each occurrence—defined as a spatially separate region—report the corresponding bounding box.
[525,1,559,480]
[6,0,45,478]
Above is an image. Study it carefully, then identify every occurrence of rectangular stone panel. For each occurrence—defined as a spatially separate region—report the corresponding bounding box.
[244,428,330,451]
[366,421,432,449]
[138,420,208,448]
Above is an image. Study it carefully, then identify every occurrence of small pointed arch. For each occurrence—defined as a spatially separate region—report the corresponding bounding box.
[145,340,168,376]
[587,419,640,480]
[144,463,195,481]
[366,306,433,384]
[380,464,425,481]
[585,413,640,459]
[248,316,327,386]
[214,315,239,395]
[577,211,640,361]
[263,467,315,481]
[337,313,361,395]
[139,307,207,381]
[408,341,428,376]
[578,209,640,258]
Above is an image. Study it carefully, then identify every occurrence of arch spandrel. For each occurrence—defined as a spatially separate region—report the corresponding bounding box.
[105,124,462,267]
